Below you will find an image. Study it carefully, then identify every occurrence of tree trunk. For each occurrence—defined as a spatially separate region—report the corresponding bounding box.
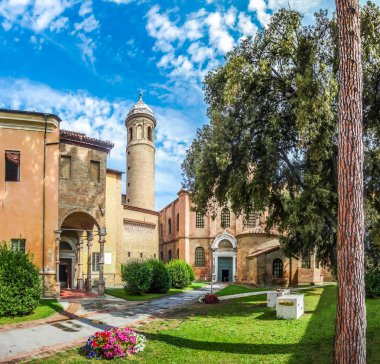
[335,0,366,363]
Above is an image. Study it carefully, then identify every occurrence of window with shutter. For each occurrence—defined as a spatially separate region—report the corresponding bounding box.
[5,151,20,182]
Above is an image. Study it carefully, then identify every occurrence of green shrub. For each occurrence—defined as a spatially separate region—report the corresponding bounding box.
[121,260,153,295]
[167,259,190,289]
[0,242,41,316]
[147,259,171,293]
[365,252,380,298]
[185,262,195,283]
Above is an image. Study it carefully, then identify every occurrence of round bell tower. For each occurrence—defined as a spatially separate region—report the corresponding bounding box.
[125,94,156,210]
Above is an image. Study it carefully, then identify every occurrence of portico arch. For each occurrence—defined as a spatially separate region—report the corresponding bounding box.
[212,231,237,282]
[58,210,103,292]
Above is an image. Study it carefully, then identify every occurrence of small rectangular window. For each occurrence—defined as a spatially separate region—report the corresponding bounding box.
[5,151,20,182]
[90,161,100,182]
[11,239,26,253]
[196,212,204,228]
[92,252,100,272]
[245,212,258,228]
[302,254,311,269]
[60,155,71,179]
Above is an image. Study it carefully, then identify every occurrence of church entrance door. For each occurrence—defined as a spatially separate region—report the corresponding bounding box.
[218,257,233,282]
[59,258,72,288]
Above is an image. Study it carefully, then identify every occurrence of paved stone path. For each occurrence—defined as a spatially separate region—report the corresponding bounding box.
[0,285,219,363]
[218,283,336,301]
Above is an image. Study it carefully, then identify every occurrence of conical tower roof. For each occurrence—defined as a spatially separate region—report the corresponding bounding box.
[127,92,154,118]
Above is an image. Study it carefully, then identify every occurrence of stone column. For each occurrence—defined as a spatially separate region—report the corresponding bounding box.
[97,228,106,297]
[54,230,61,297]
[86,231,93,292]
[77,237,84,289]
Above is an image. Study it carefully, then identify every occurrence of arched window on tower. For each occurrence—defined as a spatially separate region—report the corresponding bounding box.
[129,127,133,141]
[273,259,283,278]
[147,126,152,141]
[195,247,205,267]
[221,208,230,228]
[168,249,172,261]
[137,125,143,139]
[168,218,172,234]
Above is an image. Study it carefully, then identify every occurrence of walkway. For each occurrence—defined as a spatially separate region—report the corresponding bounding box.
[218,283,336,301]
[0,285,218,363]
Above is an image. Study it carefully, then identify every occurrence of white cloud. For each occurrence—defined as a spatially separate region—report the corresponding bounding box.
[73,14,99,33]
[237,12,257,37]
[79,0,92,17]
[103,0,134,4]
[77,33,96,64]
[205,12,234,54]
[49,15,68,32]
[187,42,214,64]
[224,6,237,29]
[248,0,271,26]
[0,0,73,32]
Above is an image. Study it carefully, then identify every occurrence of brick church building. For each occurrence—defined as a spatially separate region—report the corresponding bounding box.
[0,96,332,297]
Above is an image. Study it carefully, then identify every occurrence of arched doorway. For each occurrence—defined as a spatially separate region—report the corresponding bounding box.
[59,239,76,289]
[211,232,237,282]
[59,211,100,291]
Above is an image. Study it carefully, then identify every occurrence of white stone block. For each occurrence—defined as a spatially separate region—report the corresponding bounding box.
[267,289,290,308]
[276,294,304,319]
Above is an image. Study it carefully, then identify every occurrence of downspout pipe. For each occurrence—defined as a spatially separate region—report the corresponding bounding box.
[42,115,48,296]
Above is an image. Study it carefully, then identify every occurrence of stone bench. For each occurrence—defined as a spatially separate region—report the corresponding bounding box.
[267,289,290,308]
[276,294,304,319]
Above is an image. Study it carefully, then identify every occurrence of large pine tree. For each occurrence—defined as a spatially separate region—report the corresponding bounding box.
[335,0,366,362]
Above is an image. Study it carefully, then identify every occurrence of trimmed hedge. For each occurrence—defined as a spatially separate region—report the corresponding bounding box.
[0,242,41,316]
[167,259,190,289]
[121,260,153,295]
[147,259,171,293]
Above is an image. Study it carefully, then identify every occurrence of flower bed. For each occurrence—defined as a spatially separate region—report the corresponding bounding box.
[82,327,146,359]
[199,293,220,304]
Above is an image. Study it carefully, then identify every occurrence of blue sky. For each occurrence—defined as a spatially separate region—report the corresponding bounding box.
[0,0,374,209]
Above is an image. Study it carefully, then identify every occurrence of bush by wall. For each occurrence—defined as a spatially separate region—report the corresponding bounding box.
[0,242,41,316]
[167,259,190,289]
[121,260,153,295]
[185,262,195,283]
[146,259,171,293]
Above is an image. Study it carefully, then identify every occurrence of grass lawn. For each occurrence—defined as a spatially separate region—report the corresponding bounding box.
[35,286,380,363]
[105,282,205,301]
[0,299,62,326]
[216,284,271,297]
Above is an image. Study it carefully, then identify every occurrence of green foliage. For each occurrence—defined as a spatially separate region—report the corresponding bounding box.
[182,3,380,271]
[0,242,41,316]
[365,249,380,298]
[121,260,153,295]
[146,259,171,293]
[185,262,195,283]
[167,260,190,289]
